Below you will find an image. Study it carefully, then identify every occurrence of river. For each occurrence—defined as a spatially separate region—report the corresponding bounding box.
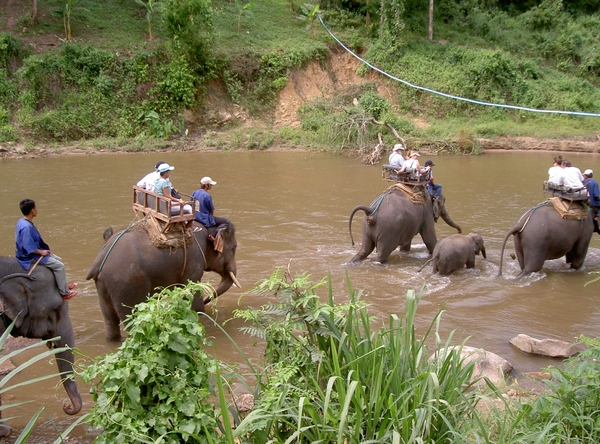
[1,150,599,442]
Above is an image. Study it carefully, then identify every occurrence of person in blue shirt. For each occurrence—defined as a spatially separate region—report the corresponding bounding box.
[15,199,77,300]
[191,177,229,234]
[424,160,442,200]
[583,169,600,234]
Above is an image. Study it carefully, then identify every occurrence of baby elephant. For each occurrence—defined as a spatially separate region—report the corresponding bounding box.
[427,232,486,276]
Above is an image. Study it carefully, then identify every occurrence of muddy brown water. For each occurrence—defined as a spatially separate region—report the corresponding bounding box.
[1,150,600,442]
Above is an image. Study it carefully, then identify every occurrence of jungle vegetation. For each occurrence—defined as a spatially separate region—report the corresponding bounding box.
[0,0,599,154]
[76,274,600,443]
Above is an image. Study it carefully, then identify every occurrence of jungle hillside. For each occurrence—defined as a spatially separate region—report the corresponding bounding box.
[1,0,600,157]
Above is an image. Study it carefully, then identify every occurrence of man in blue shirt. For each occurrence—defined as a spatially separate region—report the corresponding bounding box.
[191,177,229,232]
[15,199,77,300]
[424,160,442,200]
[583,169,600,234]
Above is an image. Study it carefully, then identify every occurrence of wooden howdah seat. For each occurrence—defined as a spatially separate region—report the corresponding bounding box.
[132,186,195,233]
[543,181,588,203]
[382,164,428,184]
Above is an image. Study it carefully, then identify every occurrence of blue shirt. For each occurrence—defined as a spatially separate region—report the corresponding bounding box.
[15,218,50,270]
[191,189,215,227]
[154,178,170,196]
[584,178,600,208]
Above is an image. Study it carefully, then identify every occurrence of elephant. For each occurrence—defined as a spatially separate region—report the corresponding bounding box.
[420,232,486,275]
[498,203,594,277]
[349,188,462,263]
[85,222,240,341]
[0,257,83,435]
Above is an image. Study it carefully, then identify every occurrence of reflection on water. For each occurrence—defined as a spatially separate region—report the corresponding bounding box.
[1,150,600,441]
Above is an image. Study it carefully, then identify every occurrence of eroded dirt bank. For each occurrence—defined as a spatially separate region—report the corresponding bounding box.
[2,50,600,160]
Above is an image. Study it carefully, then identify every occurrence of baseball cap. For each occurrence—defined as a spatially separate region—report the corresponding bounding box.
[584,169,593,176]
[200,177,217,185]
[424,160,435,166]
[157,164,175,173]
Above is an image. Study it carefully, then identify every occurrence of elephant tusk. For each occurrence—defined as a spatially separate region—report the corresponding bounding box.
[230,271,242,289]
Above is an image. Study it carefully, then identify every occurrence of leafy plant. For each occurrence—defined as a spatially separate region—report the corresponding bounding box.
[81,282,229,443]
[134,0,163,40]
[232,268,479,443]
[0,319,73,440]
[233,0,254,34]
[298,3,320,39]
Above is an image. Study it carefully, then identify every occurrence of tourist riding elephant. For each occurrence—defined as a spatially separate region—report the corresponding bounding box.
[85,222,240,341]
[349,189,462,263]
[420,232,486,275]
[0,257,83,434]
[499,203,594,277]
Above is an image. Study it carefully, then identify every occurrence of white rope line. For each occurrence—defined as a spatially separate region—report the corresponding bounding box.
[318,17,600,118]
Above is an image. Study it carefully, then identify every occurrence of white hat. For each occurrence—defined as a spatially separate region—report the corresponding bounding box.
[157,163,175,173]
[410,152,420,157]
[584,169,593,176]
[200,176,217,185]
[393,144,404,151]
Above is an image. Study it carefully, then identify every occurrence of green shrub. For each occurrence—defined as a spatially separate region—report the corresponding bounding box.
[81,283,227,443]
[358,90,389,120]
[233,269,479,443]
[153,56,197,112]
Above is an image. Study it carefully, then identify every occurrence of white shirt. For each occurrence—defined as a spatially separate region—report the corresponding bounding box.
[388,152,405,168]
[137,171,161,191]
[560,167,584,189]
[548,165,563,183]
[137,171,173,191]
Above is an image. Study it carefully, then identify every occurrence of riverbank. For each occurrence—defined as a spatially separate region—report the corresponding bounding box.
[2,134,600,160]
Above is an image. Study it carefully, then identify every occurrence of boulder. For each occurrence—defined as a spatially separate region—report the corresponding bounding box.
[431,346,513,386]
[509,334,574,358]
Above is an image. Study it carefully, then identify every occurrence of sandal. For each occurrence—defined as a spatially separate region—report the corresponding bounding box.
[63,291,77,300]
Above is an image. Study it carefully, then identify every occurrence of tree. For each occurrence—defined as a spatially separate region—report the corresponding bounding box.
[32,0,38,25]
[134,0,162,40]
[428,0,433,41]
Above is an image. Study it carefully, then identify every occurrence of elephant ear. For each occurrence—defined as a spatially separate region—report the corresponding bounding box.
[0,277,30,329]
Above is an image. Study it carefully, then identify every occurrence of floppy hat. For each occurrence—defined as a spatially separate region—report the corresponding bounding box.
[410,152,420,157]
[155,160,166,170]
[424,160,435,166]
[393,144,404,151]
[584,169,593,176]
[158,163,174,173]
[201,176,217,185]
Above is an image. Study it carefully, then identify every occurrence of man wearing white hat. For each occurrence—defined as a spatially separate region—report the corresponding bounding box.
[583,169,600,234]
[191,177,230,232]
[388,144,406,169]
[402,151,430,180]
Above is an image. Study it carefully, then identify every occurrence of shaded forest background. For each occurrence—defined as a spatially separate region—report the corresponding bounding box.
[0,0,599,154]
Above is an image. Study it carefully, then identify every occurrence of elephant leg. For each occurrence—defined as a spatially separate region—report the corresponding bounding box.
[466,253,476,268]
[400,242,411,252]
[567,240,590,269]
[96,283,122,341]
[514,235,525,270]
[375,242,397,263]
[420,223,437,255]
[351,236,375,262]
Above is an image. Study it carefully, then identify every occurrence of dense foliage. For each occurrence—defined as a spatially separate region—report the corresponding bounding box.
[81,283,227,443]
[232,268,479,442]
[1,0,599,148]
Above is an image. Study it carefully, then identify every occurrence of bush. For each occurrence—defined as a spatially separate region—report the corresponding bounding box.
[233,269,479,443]
[81,283,227,443]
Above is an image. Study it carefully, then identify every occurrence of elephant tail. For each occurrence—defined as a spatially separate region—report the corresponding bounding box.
[498,224,524,276]
[349,205,373,246]
[417,257,434,273]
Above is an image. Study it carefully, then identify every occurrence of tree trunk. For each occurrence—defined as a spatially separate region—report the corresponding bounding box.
[31,0,38,26]
[428,0,434,41]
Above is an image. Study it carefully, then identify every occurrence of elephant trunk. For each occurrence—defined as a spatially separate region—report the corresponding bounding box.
[481,246,487,259]
[439,206,462,234]
[55,347,83,415]
[349,205,373,246]
[204,259,238,305]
